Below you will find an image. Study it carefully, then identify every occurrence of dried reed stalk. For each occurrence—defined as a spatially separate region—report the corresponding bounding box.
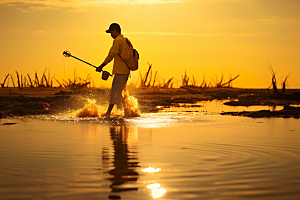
[182,70,190,87]
[147,69,153,87]
[268,62,277,93]
[143,63,152,87]
[53,77,62,87]
[43,73,49,87]
[24,76,29,88]
[15,71,20,88]
[35,71,39,87]
[220,74,240,87]
[48,68,51,86]
[27,74,34,87]
[282,74,289,93]
[87,74,95,88]
[199,74,207,88]
[62,79,68,87]
[10,74,15,88]
[214,73,225,87]
[50,74,56,87]
[152,71,157,87]
[1,74,10,88]
[40,68,48,87]
[191,75,197,86]
[164,77,174,88]
[20,74,23,88]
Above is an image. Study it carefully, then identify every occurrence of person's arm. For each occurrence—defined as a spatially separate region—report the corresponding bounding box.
[96,39,120,72]
[96,62,106,72]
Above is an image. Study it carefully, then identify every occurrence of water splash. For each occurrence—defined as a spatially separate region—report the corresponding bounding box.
[73,99,105,117]
[72,91,140,118]
[123,90,140,117]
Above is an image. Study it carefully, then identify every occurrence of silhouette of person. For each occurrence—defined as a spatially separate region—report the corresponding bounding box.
[96,23,131,117]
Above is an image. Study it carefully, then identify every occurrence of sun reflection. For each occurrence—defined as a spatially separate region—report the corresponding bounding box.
[146,183,166,199]
[142,167,161,173]
[147,183,160,189]
[151,188,166,199]
[128,113,180,128]
[143,167,166,198]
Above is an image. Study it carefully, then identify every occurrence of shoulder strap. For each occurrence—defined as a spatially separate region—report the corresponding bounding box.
[121,37,131,47]
[117,36,133,71]
[117,53,131,71]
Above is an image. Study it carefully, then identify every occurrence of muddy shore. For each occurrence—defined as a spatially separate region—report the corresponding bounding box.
[1,87,300,118]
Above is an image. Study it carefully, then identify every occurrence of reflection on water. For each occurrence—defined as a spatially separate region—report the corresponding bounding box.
[147,183,160,189]
[142,167,161,173]
[161,99,284,114]
[0,114,300,200]
[151,188,166,199]
[105,126,140,199]
[127,113,193,128]
[143,169,166,198]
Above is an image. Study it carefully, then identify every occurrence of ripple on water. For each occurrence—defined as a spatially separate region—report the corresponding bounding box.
[149,140,300,199]
[1,114,300,200]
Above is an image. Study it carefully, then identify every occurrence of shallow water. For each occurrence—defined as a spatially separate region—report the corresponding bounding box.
[161,99,284,114]
[0,113,300,200]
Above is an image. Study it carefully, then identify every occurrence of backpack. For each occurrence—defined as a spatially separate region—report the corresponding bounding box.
[118,37,139,71]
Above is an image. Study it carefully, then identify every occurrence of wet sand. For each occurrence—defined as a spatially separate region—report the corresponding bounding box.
[1,87,300,118]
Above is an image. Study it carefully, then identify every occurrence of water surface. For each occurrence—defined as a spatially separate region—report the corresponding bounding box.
[0,113,300,200]
[161,99,284,114]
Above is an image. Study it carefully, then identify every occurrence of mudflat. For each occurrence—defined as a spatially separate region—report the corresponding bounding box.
[1,87,300,118]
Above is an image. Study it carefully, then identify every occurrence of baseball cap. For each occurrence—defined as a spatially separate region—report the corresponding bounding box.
[105,23,121,33]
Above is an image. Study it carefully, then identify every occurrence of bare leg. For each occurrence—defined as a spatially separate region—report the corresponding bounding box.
[103,104,114,117]
[106,74,129,118]
[122,94,129,117]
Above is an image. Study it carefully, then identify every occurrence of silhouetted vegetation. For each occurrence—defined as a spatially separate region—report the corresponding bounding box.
[268,63,278,93]
[139,63,174,88]
[0,62,293,92]
[1,74,9,88]
[268,63,289,93]
[180,70,239,89]
[282,74,289,93]
[1,68,94,89]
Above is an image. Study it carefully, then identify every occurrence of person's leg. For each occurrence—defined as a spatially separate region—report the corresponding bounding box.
[112,74,129,116]
[103,104,114,117]
[120,75,129,117]
[103,75,118,117]
[103,74,128,117]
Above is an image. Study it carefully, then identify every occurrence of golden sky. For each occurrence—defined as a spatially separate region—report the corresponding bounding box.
[1,0,300,88]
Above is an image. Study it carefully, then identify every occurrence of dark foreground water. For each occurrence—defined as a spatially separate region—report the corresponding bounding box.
[0,112,300,200]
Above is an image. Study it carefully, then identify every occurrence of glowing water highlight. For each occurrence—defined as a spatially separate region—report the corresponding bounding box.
[72,91,140,118]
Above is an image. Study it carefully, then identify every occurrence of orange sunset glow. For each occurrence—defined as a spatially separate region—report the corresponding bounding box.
[1,0,300,88]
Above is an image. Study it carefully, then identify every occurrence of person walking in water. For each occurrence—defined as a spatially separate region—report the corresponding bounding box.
[96,23,130,117]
